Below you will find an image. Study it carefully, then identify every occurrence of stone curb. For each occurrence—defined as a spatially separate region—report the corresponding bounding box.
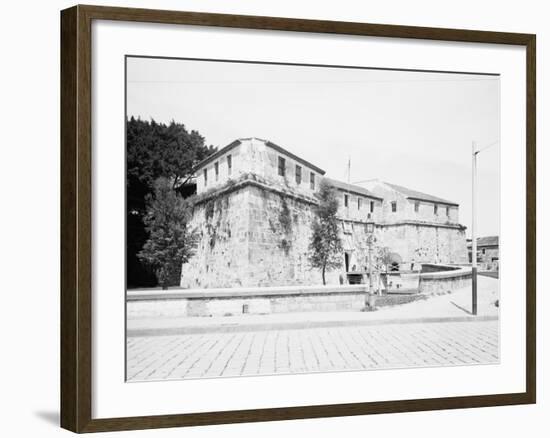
[127,314,498,337]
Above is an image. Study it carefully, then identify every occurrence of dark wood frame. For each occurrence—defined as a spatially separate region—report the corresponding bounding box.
[61,4,536,433]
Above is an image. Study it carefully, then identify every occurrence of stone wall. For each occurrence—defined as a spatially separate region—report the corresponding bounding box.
[195,138,323,199]
[127,284,437,319]
[378,223,468,265]
[263,144,322,199]
[180,186,251,288]
[128,298,188,319]
[419,272,471,295]
[180,180,342,288]
[384,272,420,293]
[412,199,459,223]
[369,181,411,222]
[245,184,323,286]
[336,191,384,223]
[358,180,460,225]
[127,285,377,318]
[418,265,472,295]
[196,143,241,194]
[181,176,468,289]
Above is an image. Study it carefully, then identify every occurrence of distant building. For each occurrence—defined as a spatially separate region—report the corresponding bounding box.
[467,236,499,271]
[180,138,469,288]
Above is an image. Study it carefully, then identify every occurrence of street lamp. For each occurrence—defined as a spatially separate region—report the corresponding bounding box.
[471,139,498,316]
[472,141,478,316]
[364,218,376,310]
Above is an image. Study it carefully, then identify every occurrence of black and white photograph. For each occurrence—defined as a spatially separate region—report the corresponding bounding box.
[0,0,543,435]
[125,56,500,382]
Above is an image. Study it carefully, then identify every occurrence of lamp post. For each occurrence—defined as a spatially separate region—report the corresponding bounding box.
[365,218,376,310]
[471,138,498,316]
[472,141,478,316]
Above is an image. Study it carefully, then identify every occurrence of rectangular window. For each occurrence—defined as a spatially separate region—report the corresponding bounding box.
[391,201,397,212]
[203,169,208,186]
[343,222,352,234]
[295,165,302,184]
[214,162,219,180]
[434,204,438,215]
[344,194,349,208]
[414,201,420,212]
[310,172,315,190]
[278,156,286,177]
[227,155,232,175]
[370,201,374,213]
[357,197,362,210]
[446,206,450,217]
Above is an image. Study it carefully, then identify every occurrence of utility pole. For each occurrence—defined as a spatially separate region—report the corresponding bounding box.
[470,138,498,315]
[471,141,478,316]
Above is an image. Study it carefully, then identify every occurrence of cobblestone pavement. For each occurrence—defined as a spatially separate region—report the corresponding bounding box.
[126,320,499,381]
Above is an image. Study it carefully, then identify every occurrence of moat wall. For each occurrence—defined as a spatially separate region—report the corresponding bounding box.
[379,224,468,265]
[180,182,333,288]
[180,181,469,289]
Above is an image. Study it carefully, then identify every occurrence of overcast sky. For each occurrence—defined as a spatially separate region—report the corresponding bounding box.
[127,56,500,238]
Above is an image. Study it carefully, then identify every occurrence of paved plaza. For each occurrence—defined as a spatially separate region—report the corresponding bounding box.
[127,319,499,382]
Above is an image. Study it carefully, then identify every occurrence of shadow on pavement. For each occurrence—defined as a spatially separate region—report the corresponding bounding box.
[450,301,473,315]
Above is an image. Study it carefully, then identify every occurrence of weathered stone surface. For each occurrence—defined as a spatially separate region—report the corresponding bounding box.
[181,138,469,289]
[379,223,468,265]
[181,181,326,288]
[180,178,468,288]
[180,187,251,288]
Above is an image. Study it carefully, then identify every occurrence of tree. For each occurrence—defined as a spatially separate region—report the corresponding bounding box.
[375,246,393,272]
[138,177,198,289]
[126,117,216,288]
[308,180,343,285]
[127,117,216,189]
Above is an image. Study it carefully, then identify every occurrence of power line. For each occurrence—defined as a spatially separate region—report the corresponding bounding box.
[127,77,499,85]
[474,140,499,155]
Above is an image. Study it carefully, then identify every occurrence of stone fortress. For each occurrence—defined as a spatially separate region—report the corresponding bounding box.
[180,138,468,289]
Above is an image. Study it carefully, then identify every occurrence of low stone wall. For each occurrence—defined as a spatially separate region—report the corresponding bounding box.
[421,263,460,273]
[128,299,188,319]
[384,272,420,294]
[418,265,472,295]
[128,266,473,318]
[128,285,372,318]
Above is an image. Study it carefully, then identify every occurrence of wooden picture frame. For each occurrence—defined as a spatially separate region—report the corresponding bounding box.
[61,4,536,433]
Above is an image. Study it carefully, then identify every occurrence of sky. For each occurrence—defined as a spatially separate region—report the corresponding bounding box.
[126,56,500,238]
